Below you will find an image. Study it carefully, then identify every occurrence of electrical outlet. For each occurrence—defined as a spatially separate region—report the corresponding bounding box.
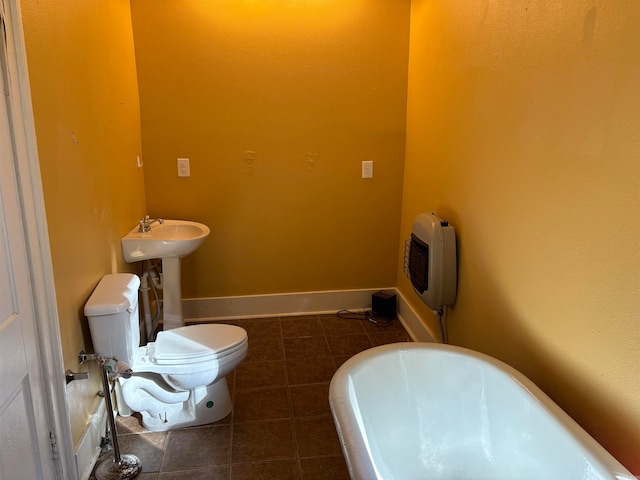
[177,158,190,177]
[362,160,373,179]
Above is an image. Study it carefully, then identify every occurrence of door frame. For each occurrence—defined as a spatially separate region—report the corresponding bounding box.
[2,1,76,478]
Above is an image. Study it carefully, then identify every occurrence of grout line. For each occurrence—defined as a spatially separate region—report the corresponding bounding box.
[283,333,304,479]
[227,374,235,480]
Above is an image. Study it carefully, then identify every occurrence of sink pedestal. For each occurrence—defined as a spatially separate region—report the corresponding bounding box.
[120,219,210,331]
[162,257,184,330]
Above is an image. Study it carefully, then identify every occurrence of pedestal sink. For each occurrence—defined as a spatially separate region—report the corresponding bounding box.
[121,220,210,330]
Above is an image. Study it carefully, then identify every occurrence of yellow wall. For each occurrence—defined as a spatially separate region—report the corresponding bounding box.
[129,0,410,298]
[21,0,146,443]
[399,0,640,471]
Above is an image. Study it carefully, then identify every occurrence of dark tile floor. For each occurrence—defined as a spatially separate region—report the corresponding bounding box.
[92,313,412,479]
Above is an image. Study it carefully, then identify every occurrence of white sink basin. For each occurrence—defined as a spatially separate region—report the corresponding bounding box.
[121,219,210,263]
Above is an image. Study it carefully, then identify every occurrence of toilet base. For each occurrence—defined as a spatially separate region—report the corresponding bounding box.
[137,377,233,432]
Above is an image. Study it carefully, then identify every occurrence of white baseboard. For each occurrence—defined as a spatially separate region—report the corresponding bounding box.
[183,288,396,321]
[75,398,106,480]
[395,289,437,342]
[183,287,435,342]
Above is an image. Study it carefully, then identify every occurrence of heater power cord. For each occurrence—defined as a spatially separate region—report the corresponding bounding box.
[436,306,448,344]
[336,306,395,328]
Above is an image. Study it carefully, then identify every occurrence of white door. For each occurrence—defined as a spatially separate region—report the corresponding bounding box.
[0,15,58,480]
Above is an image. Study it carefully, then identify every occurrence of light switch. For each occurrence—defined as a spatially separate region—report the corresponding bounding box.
[362,160,373,179]
[177,158,190,177]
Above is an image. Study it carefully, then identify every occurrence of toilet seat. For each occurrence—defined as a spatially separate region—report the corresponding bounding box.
[151,324,247,366]
[131,323,248,391]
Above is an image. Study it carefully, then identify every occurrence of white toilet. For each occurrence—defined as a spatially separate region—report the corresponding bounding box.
[84,273,248,432]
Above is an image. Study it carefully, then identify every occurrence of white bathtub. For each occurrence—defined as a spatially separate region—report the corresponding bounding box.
[329,343,634,480]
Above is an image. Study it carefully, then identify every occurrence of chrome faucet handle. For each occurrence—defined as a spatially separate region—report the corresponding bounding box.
[138,215,163,233]
[138,215,151,233]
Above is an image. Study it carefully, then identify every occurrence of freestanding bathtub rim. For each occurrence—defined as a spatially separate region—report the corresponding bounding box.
[329,342,634,480]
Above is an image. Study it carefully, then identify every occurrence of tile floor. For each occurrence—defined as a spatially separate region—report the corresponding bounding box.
[92,313,412,479]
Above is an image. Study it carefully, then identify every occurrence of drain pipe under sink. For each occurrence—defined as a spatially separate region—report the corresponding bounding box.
[140,269,161,342]
[138,262,162,342]
[140,272,153,342]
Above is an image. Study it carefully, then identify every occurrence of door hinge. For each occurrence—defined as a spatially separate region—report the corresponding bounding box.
[49,430,60,460]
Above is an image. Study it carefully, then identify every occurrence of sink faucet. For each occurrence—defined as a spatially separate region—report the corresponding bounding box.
[138,215,164,233]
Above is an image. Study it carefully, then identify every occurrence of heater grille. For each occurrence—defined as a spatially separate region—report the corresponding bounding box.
[404,234,430,294]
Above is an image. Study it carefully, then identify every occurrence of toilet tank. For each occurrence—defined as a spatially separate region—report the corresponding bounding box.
[85,273,141,365]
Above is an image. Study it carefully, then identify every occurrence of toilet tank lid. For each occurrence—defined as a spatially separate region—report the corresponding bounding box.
[84,273,140,316]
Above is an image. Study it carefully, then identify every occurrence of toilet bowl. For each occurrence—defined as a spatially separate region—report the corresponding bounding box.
[84,273,247,432]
